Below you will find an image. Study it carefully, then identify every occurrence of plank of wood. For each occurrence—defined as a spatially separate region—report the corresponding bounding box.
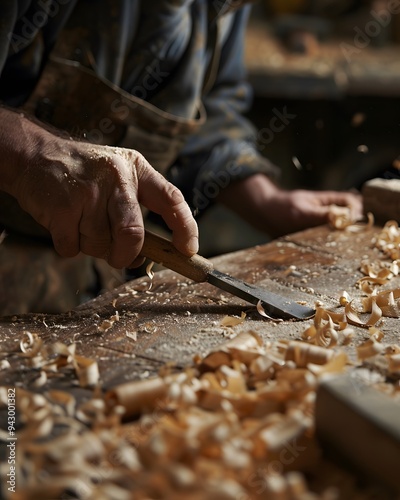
[362,178,400,224]
[315,375,400,495]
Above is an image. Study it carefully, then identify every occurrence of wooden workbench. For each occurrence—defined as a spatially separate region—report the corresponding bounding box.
[1,222,399,390]
[245,20,400,100]
[1,223,399,499]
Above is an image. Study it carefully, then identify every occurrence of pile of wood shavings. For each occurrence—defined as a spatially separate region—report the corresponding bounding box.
[356,221,400,295]
[354,221,400,323]
[5,331,100,389]
[299,216,400,374]
[2,328,399,500]
[296,216,400,380]
[324,213,400,325]
[373,220,400,260]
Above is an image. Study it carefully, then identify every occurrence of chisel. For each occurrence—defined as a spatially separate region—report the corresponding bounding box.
[140,230,315,320]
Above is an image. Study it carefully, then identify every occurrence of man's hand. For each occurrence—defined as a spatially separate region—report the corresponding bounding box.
[1,109,198,268]
[217,173,363,237]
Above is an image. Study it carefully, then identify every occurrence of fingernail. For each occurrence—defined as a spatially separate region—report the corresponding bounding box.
[188,236,199,255]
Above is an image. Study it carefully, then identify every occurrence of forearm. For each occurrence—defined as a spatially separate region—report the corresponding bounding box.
[217,173,282,233]
[217,173,363,237]
[0,106,48,196]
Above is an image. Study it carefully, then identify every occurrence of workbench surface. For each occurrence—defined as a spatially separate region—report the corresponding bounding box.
[1,223,399,389]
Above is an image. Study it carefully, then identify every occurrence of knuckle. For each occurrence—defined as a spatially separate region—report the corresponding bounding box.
[108,225,144,268]
[164,182,185,206]
[131,151,150,174]
[114,224,144,243]
[113,148,147,178]
[52,236,78,258]
[124,225,144,241]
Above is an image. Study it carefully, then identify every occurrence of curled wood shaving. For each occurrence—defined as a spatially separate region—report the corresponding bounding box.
[339,291,351,306]
[328,205,353,229]
[374,289,400,318]
[368,326,384,342]
[106,375,173,417]
[284,341,335,367]
[357,285,400,319]
[256,300,283,322]
[360,259,398,281]
[302,317,338,348]
[146,261,155,290]
[73,354,100,388]
[32,370,47,388]
[314,306,347,327]
[328,205,373,232]
[346,211,374,233]
[259,413,311,453]
[307,351,348,376]
[98,311,120,333]
[14,334,101,389]
[301,307,353,348]
[200,331,264,370]
[373,220,400,260]
[388,353,400,373]
[345,299,382,328]
[0,359,11,370]
[357,338,385,361]
[20,331,43,358]
[220,311,246,327]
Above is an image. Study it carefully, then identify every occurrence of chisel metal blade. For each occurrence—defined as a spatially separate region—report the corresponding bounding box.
[207,269,315,320]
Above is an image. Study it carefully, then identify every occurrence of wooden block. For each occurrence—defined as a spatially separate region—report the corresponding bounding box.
[362,178,400,224]
[315,374,400,495]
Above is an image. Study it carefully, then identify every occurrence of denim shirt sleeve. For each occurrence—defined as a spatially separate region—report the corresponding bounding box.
[168,6,280,215]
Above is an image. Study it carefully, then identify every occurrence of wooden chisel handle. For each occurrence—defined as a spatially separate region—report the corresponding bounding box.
[140,230,214,283]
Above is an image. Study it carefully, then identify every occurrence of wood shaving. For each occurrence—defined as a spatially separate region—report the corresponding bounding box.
[328,205,374,232]
[339,290,350,306]
[357,338,385,361]
[373,220,400,260]
[220,311,246,327]
[256,300,283,322]
[11,336,101,389]
[126,331,137,342]
[0,359,11,370]
[97,311,120,333]
[388,353,400,374]
[284,341,335,366]
[146,261,155,290]
[74,354,100,388]
[345,299,382,328]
